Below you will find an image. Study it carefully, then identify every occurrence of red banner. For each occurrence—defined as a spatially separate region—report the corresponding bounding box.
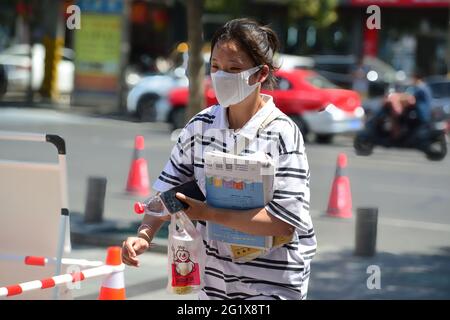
[363,27,379,57]
[351,0,449,7]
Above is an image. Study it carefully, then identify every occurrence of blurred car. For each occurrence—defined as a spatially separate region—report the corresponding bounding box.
[0,64,7,98]
[126,51,210,122]
[274,53,315,70]
[426,76,450,112]
[126,52,313,122]
[0,43,74,93]
[126,70,189,122]
[425,76,450,132]
[312,55,407,98]
[168,68,364,143]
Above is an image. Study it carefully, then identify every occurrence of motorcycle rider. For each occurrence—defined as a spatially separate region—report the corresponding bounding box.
[367,91,415,142]
[406,70,433,127]
[367,70,432,142]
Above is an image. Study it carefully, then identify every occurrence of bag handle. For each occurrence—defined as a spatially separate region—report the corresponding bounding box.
[170,211,198,240]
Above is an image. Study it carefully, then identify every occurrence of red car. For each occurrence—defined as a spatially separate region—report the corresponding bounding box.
[168,69,365,143]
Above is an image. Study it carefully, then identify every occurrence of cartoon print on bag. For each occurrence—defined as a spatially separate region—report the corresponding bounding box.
[174,247,195,276]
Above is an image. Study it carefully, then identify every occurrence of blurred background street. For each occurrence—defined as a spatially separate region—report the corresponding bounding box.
[0,0,449,300]
[0,107,449,299]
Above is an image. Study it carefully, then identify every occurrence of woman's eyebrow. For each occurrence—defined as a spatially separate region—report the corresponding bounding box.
[211,57,244,64]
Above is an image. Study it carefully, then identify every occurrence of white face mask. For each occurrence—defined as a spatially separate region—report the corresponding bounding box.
[211,65,262,108]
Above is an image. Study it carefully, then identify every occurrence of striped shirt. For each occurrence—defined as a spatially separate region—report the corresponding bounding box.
[153,94,316,300]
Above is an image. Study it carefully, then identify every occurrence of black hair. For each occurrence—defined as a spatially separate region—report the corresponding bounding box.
[210,18,280,89]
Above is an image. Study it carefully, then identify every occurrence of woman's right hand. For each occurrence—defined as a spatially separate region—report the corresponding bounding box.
[122,237,150,267]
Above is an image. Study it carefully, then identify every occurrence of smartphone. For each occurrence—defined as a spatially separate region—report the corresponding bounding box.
[159,180,205,214]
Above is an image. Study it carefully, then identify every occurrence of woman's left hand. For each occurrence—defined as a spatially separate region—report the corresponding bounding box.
[175,192,211,221]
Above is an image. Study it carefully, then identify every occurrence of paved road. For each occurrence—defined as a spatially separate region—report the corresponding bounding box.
[1,107,449,299]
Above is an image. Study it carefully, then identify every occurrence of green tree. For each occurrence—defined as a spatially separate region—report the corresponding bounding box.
[204,0,243,17]
[287,0,338,28]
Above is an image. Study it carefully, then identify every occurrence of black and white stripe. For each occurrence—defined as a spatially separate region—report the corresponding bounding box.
[152,96,316,300]
[188,114,216,125]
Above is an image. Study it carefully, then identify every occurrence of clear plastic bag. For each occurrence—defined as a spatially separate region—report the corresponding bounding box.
[167,211,205,295]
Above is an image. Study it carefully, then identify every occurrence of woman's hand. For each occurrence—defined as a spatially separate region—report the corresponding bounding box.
[122,237,150,267]
[175,192,211,221]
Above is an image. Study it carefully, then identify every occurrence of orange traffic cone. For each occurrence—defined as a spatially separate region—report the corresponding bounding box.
[99,247,126,300]
[326,153,352,218]
[126,135,150,196]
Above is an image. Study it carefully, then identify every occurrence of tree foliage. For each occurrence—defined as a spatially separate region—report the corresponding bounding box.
[204,0,242,17]
[287,0,338,27]
[205,0,338,28]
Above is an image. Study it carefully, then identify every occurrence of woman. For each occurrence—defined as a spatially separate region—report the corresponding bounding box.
[122,18,316,300]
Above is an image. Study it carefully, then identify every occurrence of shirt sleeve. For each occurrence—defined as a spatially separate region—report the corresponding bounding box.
[264,122,313,234]
[152,126,195,193]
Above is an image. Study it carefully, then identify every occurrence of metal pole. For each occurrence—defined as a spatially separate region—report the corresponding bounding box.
[447,8,450,76]
[84,176,107,224]
[354,207,378,257]
[117,0,130,113]
[39,0,64,101]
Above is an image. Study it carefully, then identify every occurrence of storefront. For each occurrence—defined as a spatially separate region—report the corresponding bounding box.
[346,0,449,76]
[128,0,185,73]
[282,0,448,77]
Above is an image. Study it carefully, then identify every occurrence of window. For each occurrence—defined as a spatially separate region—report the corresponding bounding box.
[429,82,450,99]
[275,77,292,90]
[306,74,338,89]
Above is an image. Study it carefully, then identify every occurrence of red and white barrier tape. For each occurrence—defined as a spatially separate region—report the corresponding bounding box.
[0,253,104,268]
[0,264,124,298]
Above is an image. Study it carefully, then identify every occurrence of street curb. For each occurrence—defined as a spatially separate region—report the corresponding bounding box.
[70,212,169,254]
[70,231,169,254]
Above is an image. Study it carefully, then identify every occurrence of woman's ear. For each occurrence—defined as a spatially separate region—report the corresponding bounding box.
[257,65,270,84]
[249,65,269,85]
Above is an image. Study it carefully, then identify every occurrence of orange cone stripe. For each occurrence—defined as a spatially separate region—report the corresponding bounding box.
[99,287,126,300]
[98,247,126,300]
[326,153,352,218]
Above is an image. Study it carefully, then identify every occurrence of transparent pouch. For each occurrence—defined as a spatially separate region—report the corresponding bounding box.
[167,211,205,295]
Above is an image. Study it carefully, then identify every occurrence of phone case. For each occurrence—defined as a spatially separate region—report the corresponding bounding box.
[159,180,205,214]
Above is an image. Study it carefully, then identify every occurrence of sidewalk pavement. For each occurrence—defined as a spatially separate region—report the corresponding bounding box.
[68,214,450,300]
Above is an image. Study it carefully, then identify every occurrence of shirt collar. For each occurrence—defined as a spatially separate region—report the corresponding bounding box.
[220,94,276,140]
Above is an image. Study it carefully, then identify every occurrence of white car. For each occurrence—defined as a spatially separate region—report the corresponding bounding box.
[0,43,74,93]
[126,51,211,122]
[126,68,189,122]
[274,53,315,70]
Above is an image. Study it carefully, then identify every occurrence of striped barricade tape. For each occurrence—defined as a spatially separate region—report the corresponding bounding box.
[0,264,124,298]
[0,253,104,268]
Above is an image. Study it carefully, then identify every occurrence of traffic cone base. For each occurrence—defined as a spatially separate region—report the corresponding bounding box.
[126,158,150,195]
[99,286,126,300]
[99,247,126,300]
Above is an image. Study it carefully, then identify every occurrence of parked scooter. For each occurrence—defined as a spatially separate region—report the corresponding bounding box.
[354,93,448,161]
